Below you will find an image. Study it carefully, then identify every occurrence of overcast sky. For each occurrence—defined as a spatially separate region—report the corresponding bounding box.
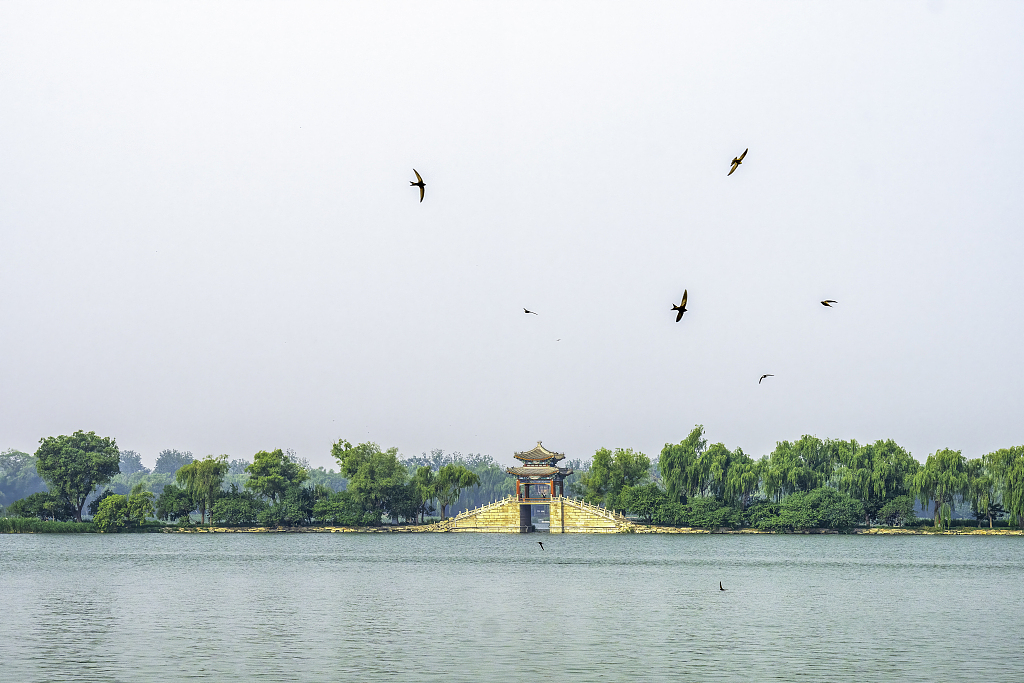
[2,1,1022,469]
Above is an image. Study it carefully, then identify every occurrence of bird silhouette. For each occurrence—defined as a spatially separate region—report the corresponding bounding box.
[728,148,748,176]
[759,374,773,384]
[671,290,688,322]
[821,300,837,307]
[524,308,538,315]
[537,541,544,550]
[720,582,726,591]
[410,169,425,202]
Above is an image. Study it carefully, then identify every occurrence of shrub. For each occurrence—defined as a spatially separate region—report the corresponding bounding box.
[755,488,864,531]
[620,483,668,523]
[211,486,267,525]
[7,491,76,522]
[92,485,155,532]
[652,501,688,526]
[650,498,742,529]
[257,501,304,527]
[155,484,195,522]
[877,495,918,527]
[313,490,378,526]
[92,495,130,532]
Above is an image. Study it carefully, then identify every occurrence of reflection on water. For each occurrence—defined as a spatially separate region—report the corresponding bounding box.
[1,533,1021,682]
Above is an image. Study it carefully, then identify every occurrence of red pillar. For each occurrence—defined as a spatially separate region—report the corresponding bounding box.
[516,480,520,499]
[550,480,555,497]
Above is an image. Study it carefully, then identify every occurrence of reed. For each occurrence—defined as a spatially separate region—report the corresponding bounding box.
[0,517,96,533]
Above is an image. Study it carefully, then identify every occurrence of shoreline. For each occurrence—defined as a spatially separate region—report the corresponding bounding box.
[154,525,1024,535]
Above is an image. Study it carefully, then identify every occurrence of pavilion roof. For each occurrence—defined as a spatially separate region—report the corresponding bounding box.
[513,441,565,462]
[506,466,573,477]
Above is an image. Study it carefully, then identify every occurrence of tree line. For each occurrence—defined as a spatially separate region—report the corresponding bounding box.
[0,432,489,530]
[573,426,1024,531]
[3,427,1023,532]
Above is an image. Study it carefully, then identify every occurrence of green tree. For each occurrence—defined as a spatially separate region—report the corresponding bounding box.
[911,448,969,528]
[967,457,998,528]
[579,447,650,509]
[836,439,918,527]
[757,488,864,532]
[762,435,837,501]
[93,484,154,532]
[176,455,229,524]
[34,430,121,522]
[210,484,267,525]
[659,425,707,503]
[0,449,48,507]
[155,484,196,522]
[331,440,407,522]
[411,466,437,522]
[118,450,150,475]
[620,482,667,523]
[7,491,76,521]
[876,495,918,527]
[434,464,481,519]
[723,450,761,510]
[153,449,194,474]
[985,446,1024,528]
[245,449,308,505]
[313,489,378,526]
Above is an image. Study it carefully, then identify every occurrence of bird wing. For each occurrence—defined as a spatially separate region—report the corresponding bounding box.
[419,185,424,202]
[676,310,683,322]
[681,290,687,307]
[738,148,747,161]
[728,162,738,176]
[413,169,423,183]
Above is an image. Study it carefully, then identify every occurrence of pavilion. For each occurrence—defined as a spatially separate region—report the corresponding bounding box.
[506,442,573,531]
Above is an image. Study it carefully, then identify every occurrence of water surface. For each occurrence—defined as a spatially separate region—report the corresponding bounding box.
[1,533,1021,682]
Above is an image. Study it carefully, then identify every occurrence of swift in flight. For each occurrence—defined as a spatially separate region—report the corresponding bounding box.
[410,169,426,202]
[759,374,773,384]
[728,149,748,176]
[821,300,837,307]
[671,290,688,322]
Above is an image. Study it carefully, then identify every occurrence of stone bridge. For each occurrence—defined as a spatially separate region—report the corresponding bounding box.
[428,496,635,533]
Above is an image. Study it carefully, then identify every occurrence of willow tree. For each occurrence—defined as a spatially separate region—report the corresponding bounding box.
[659,425,707,503]
[434,464,481,519]
[911,449,969,528]
[966,458,998,528]
[176,455,229,524]
[762,435,836,501]
[411,466,436,523]
[986,446,1024,528]
[723,451,762,510]
[837,439,918,527]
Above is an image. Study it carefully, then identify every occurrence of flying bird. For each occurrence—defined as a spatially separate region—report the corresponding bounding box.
[720,582,726,591]
[728,148,748,176]
[537,541,544,550]
[524,308,538,315]
[410,169,425,202]
[671,290,688,322]
[759,374,773,384]
[821,300,837,307]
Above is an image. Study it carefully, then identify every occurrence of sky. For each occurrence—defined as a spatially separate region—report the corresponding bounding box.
[2,1,1023,470]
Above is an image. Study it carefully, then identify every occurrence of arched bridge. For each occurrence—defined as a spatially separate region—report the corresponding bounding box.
[430,496,635,533]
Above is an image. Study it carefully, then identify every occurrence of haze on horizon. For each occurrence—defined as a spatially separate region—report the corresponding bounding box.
[1,1,1022,470]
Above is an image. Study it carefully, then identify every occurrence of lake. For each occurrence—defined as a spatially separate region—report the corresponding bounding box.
[1,533,1021,682]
